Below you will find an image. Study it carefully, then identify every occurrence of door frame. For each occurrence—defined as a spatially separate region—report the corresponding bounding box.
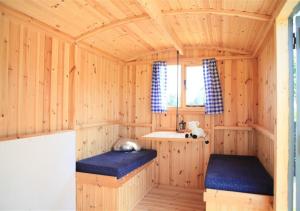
[275,1,300,211]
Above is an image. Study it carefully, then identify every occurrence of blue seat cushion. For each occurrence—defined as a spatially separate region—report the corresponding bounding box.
[205,154,273,195]
[76,149,157,179]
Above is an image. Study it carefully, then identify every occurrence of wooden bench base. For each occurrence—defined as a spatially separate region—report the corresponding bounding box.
[204,189,273,211]
[76,161,155,211]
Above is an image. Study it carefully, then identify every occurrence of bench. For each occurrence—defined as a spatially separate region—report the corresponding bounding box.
[76,150,157,211]
[204,154,274,211]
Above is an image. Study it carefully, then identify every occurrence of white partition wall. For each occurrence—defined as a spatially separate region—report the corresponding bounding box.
[0,131,76,211]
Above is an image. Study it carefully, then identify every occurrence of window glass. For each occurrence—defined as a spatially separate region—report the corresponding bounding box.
[166,65,181,107]
[186,66,205,106]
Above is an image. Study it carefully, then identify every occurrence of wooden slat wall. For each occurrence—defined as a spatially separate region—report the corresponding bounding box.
[0,10,72,138]
[77,160,155,211]
[121,49,256,150]
[149,140,209,189]
[74,46,122,160]
[0,7,123,163]
[255,26,276,177]
[120,49,257,188]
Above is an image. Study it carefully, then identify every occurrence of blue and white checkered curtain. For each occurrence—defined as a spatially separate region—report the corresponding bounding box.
[151,61,167,113]
[203,58,224,114]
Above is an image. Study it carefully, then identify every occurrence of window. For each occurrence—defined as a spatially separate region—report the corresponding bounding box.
[166,65,181,107]
[186,66,205,106]
[166,64,205,108]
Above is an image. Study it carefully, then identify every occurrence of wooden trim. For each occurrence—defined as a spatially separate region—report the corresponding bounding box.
[76,160,154,188]
[204,189,273,209]
[252,124,275,140]
[139,132,208,143]
[75,121,119,129]
[76,42,125,64]
[75,15,149,42]
[126,46,253,62]
[120,122,152,128]
[167,107,205,113]
[163,8,272,22]
[273,2,298,209]
[214,125,253,131]
[183,45,252,55]
[139,136,207,143]
[127,55,256,64]
[252,0,287,56]
[0,130,74,142]
[136,0,184,54]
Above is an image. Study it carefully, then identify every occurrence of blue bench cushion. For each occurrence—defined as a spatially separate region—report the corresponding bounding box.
[205,154,273,195]
[76,149,157,179]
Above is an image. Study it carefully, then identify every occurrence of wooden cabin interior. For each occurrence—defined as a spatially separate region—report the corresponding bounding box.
[0,0,299,211]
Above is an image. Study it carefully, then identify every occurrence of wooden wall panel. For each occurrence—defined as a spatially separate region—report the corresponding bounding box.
[146,140,209,189]
[257,27,276,133]
[74,46,122,160]
[0,11,72,138]
[0,6,124,162]
[77,160,155,211]
[255,27,276,177]
[120,49,258,188]
[121,49,257,153]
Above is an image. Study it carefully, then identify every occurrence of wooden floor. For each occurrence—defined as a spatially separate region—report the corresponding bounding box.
[133,185,205,211]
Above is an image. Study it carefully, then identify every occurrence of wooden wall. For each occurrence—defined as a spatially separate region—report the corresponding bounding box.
[254,26,276,177]
[0,7,73,138]
[120,49,258,188]
[0,6,123,162]
[77,161,155,211]
[74,45,122,160]
[0,3,275,183]
[120,49,257,154]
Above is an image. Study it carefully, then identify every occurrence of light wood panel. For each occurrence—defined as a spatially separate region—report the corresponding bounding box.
[204,189,273,211]
[256,27,276,133]
[0,9,72,138]
[77,159,155,211]
[254,26,276,178]
[120,49,258,189]
[0,4,123,163]
[120,49,257,152]
[74,45,122,160]
[145,140,209,189]
[0,0,283,60]
[133,185,205,211]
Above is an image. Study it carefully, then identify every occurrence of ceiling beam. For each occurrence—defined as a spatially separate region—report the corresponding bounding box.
[75,15,148,42]
[135,0,184,54]
[251,0,287,56]
[163,8,271,22]
[126,45,252,61]
[184,45,251,55]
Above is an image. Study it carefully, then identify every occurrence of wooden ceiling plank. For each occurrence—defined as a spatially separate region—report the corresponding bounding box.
[75,7,272,43]
[251,0,287,56]
[0,2,74,42]
[75,15,148,42]
[120,25,155,51]
[162,8,272,22]
[136,0,184,54]
[85,0,117,20]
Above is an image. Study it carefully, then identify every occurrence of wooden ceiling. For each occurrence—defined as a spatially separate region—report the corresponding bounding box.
[0,0,282,61]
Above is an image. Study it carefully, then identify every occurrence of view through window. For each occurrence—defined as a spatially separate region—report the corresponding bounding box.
[166,65,205,107]
[166,65,181,107]
[186,66,205,106]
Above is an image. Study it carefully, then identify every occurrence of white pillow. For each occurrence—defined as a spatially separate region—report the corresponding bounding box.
[113,138,141,152]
